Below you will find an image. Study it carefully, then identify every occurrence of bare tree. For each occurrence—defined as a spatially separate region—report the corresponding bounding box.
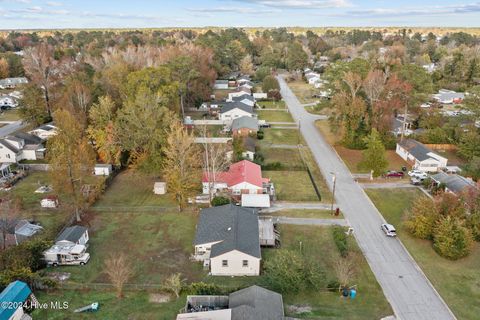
[23,43,73,117]
[201,126,231,203]
[342,72,363,98]
[334,253,358,288]
[164,273,185,298]
[104,253,134,298]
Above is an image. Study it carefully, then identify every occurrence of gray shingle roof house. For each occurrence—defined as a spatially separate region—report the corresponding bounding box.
[219,101,254,115]
[431,172,477,194]
[231,94,255,103]
[229,286,284,320]
[396,139,448,172]
[177,285,285,320]
[55,225,89,246]
[0,77,28,89]
[194,204,261,276]
[231,116,259,132]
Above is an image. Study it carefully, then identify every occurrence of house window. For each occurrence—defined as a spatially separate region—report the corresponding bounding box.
[6,154,10,159]
[242,260,248,267]
[222,260,228,267]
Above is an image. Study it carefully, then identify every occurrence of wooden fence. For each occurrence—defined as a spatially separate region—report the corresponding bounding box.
[424,144,458,151]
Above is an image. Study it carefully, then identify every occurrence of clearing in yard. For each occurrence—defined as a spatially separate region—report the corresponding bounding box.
[257,110,295,123]
[315,120,408,173]
[213,89,234,100]
[259,128,305,146]
[366,188,480,320]
[286,79,318,104]
[257,100,287,110]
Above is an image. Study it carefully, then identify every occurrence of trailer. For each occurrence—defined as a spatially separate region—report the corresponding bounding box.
[43,244,90,267]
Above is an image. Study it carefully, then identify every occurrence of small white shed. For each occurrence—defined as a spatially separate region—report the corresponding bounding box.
[153,182,167,195]
[41,196,59,208]
[94,164,113,176]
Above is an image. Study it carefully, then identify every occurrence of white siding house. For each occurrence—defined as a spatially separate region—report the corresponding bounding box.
[210,250,260,276]
[396,139,448,172]
[194,205,261,276]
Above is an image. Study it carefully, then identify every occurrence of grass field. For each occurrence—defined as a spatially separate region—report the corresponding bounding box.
[259,128,305,146]
[315,120,408,173]
[261,147,304,169]
[257,100,287,110]
[257,110,295,123]
[366,188,480,320]
[286,80,318,104]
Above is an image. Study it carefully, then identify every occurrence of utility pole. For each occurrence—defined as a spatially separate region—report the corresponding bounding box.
[400,97,408,142]
[330,173,336,215]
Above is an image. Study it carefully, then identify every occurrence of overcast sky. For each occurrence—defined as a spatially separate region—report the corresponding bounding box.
[1,0,479,29]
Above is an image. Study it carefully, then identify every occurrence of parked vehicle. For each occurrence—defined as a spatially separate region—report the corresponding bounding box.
[44,244,90,267]
[408,170,428,179]
[381,223,397,237]
[410,177,424,185]
[384,170,404,178]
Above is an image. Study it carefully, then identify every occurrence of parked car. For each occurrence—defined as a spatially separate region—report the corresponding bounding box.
[381,223,397,237]
[384,170,404,178]
[408,170,428,179]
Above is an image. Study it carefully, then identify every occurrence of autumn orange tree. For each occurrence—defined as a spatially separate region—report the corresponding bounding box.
[47,109,95,221]
[162,119,201,211]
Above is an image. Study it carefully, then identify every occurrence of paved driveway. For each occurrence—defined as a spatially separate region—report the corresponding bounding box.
[277,76,455,320]
[272,216,348,226]
[0,120,26,137]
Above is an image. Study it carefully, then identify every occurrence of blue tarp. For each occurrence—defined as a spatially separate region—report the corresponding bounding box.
[0,281,31,320]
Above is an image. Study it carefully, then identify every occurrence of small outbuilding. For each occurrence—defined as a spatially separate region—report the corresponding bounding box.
[153,182,167,195]
[94,164,113,176]
[41,195,59,208]
[0,281,36,320]
[241,194,270,208]
[56,225,89,246]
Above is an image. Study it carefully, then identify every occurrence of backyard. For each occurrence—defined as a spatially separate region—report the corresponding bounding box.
[0,109,21,121]
[316,120,408,174]
[366,188,480,320]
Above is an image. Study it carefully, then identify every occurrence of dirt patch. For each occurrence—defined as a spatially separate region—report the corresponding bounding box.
[287,305,313,315]
[149,293,171,303]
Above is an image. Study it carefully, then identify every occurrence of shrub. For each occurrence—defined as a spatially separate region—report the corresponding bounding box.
[257,130,264,140]
[262,162,283,171]
[211,196,230,207]
[263,250,306,293]
[262,75,280,92]
[188,282,222,295]
[405,197,437,240]
[332,226,349,257]
[433,216,474,260]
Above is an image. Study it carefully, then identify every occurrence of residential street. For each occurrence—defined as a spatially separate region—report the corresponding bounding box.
[0,120,26,137]
[277,76,455,320]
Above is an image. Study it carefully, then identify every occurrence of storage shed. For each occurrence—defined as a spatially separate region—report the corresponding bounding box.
[154,182,167,195]
[41,195,58,208]
[94,164,113,176]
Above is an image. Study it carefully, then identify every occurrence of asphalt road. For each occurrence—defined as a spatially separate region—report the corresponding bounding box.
[277,76,455,320]
[0,120,26,137]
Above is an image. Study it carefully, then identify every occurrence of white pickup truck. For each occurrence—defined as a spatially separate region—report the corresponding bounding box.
[44,244,90,267]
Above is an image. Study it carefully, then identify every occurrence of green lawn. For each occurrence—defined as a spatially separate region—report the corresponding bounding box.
[93,171,178,208]
[267,209,341,219]
[259,128,305,146]
[366,188,480,320]
[261,147,304,169]
[33,289,186,320]
[257,100,287,110]
[265,170,320,202]
[266,225,392,319]
[257,110,295,123]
